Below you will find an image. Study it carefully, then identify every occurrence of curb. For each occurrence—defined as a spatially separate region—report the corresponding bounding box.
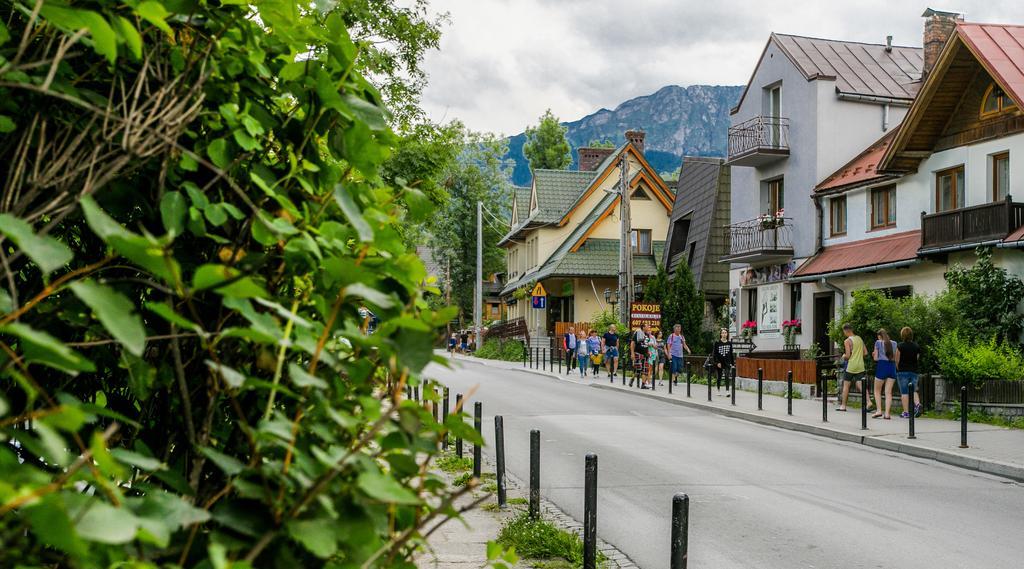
[590,383,1024,483]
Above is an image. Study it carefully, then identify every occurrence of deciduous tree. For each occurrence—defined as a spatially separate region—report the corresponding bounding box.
[522,109,572,170]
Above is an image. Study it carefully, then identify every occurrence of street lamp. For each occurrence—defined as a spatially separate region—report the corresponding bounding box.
[604,288,619,311]
[633,281,644,301]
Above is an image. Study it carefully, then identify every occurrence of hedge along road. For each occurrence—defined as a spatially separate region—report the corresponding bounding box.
[425,358,1023,569]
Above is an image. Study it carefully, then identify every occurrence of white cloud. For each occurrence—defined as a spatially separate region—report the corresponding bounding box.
[418,0,1024,134]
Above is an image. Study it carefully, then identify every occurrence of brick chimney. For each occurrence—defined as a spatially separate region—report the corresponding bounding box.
[577,147,615,171]
[922,8,963,77]
[625,129,646,154]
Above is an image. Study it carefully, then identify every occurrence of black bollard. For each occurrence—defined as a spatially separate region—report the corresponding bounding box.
[786,370,793,415]
[668,366,673,394]
[406,384,412,400]
[543,348,547,371]
[473,401,482,478]
[432,387,439,422]
[495,415,507,507]
[455,393,464,458]
[414,385,419,402]
[907,379,916,440]
[861,378,868,430]
[558,348,562,374]
[583,454,598,569]
[821,374,828,423]
[731,365,737,406]
[524,343,527,367]
[652,363,657,391]
[686,363,692,397]
[670,493,689,569]
[706,364,712,402]
[442,387,450,449]
[757,367,763,411]
[960,385,969,448]
[529,429,541,519]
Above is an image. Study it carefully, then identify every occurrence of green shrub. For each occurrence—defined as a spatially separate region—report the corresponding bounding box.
[591,309,625,335]
[933,331,1024,384]
[497,513,604,568]
[474,339,526,362]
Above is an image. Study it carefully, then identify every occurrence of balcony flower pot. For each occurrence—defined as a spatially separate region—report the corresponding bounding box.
[741,320,758,340]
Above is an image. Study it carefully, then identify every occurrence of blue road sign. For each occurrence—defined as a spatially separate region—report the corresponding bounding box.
[531,296,546,309]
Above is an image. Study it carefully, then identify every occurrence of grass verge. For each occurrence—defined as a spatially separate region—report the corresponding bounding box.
[436,454,473,473]
[497,513,605,568]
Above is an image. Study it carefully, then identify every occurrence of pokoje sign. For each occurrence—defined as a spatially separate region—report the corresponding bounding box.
[630,302,662,332]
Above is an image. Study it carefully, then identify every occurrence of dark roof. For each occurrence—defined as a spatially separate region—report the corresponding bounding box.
[512,185,531,223]
[663,157,730,296]
[734,33,923,113]
[553,238,664,277]
[531,169,597,224]
[791,230,920,278]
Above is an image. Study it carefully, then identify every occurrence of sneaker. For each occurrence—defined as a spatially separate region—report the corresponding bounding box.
[900,411,910,419]
[914,404,923,418]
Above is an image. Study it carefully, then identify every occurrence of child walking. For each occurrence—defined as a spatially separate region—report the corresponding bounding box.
[576,330,590,377]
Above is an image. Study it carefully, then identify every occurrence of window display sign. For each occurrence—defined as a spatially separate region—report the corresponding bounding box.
[757,283,782,337]
[739,261,798,287]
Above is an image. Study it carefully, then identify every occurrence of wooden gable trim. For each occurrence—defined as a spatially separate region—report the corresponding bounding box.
[529,180,538,212]
[629,169,674,211]
[557,145,673,227]
[511,197,519,225]
[568,197,619,253]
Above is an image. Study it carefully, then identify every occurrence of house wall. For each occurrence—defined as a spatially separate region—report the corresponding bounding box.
[572,277,618,324]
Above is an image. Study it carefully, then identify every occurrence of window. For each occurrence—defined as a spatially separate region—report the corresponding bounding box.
[936,166,965,212]
[687,242,697,267]
[830,196,847,236]
[870,185,896,229]
[981,83,1017,118]
[993,152,1010,201]
[630,187,651,200]
[761,178,784,215]
[764,84,782,147]
[630,229,652,255]
[745,288,758,324]
[789,284,802,321]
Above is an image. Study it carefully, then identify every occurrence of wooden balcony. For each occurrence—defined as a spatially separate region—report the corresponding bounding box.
[920,196,1024,252]
[720,217,794,265]
[726,116,790,167]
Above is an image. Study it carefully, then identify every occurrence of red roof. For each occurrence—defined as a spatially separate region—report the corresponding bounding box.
[958,23,1024,109]
[1005,225,1024,243]
[792,230,921,278]
[816,130,898,192]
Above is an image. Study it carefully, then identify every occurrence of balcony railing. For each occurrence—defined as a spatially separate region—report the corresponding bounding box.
[720,217,794,264]
[727,116,790,167]
[920,196,1024,251]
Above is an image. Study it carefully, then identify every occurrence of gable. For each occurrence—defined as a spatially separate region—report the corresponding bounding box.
[557,145,673,226]
[529,181,538,212]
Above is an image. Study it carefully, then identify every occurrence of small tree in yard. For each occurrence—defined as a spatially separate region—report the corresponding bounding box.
[644,264,710,352]
[945,247,1024,343]
[523,109,572,170]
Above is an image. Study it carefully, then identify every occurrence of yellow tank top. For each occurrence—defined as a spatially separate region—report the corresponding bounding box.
[847,335,865,373]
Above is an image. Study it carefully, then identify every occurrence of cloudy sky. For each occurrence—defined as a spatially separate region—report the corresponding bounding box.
[418,0,1024,134]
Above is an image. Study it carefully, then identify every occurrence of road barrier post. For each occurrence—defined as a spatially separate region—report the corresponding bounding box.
[414,385,419,403]
[730,365,737,406]
[523,344,527,367]
[583,453,598,569]
[686,363,691,397]
[405,385,411,400]
[757,367,763,411]
[907,379,916,439]
[821,374,828,423]
[455,393,464,458]
[543,348,547,371]
[786,370,793,415]
[670,493,689,569]
[529,429,541,519]
[432,386,438,422]
[495,415,507,507]
[668,366,673,394]
[558,348,562,374]
[442,387,450,450]
[706,364,712,402]
[861,380,868,430]
[652,363,657,391]
[960,385,969,448]
[473,402,482,478]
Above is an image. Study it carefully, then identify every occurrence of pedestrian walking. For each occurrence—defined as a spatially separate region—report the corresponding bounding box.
[872,328,898,420]
[459,330,469,353]
[448,333,457,354]
[666,324,691,385]
[837,323,873,412]
[602,324,620,380]
[895,326,923,419]
[587,330,603,376]
[712,328,734,394]
[653,329,666,382]
[576,330,590,377]
[563,326,578,375]
[644,330,659,388]
[630,324,650,387]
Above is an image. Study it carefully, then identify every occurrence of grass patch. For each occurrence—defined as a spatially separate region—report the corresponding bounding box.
[922,407,1024,430]
[452,472,473,487]
[436,454,473,473]
[483,482,498,493]
[507,497,528,505]
[481,502,501,512]
[497,513,605,568]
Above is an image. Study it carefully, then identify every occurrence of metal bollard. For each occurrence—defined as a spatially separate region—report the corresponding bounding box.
[583,454,598,569]
[543,348,547,371]
[558,348,562,374]
[670,493,689,569]
[442,387,450,449]
[414,385,419,402]
[757,367,763,411]
[668,367,673,394]
[652,364,656,391]
[432,387,439,422]
[821,374,828,423]
[529,429,541,519]
[406,384,412,400]
[861,378,868,430]
[473,401,482,478]
[686,363,691,397]
[960,385,969,448]
[455,393,464,458]
[731,365,737,406]
[524,344,527,367]
[908,379,916,440]
[706,364,712,402]
[786,370,793,415]
[495,415,507,507]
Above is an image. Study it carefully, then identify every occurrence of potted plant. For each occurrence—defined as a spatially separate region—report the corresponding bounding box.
[741,320,758,340]
[758,209,786,230]
[782,318,801,344]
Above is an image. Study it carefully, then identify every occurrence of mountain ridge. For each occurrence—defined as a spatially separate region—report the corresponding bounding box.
[506,84,743,186]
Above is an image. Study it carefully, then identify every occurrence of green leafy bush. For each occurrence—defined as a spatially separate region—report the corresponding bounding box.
[498,513,603,568]
[590,309,625,335]
[945,247,1024,342]
[933,331,1024,384]
[474,339,526,362]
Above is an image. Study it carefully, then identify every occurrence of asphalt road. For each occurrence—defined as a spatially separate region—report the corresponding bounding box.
[425,358,1024,569]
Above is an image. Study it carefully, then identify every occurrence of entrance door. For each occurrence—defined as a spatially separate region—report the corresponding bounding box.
[813,293,834,355]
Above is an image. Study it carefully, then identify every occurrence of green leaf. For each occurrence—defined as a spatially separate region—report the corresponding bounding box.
[204,202,229,226]
[135,0,173,35]
[193,264,268,299]
[356,470,420,505]
[145,301,203,333]
[110,447,166,471]
[0,322,95,374]
[80,196,181,284]
[0,394,7,417]
[0,213,73,275]
[199,446,245,476]
[160,191,187,237]
[130,491,210,548]
[287,518,338,558]
[69,280,146,356]
[205,359,246,388]
[0,289,11,314]
[343,93,388,131]
[345,283,394,309]
[112,15,142,59]
[40,404,87,432]
[40,7,117,63]
[0,115,15,133]
[26,496,87,557]
[0,18,9,46]
[91,431,126,478]
[333,185,373,242]
[74,501,140,544]
[288,363,327,389]
[207,138,231,170]
[120,351,156,401]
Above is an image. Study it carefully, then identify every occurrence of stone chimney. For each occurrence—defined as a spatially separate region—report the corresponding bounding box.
[922,8,963,77]
[625,129,645,154]
[577,147,615,171]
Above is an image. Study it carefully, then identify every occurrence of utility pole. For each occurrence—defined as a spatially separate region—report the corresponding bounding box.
[475,201,483,347]
[617,153,633,327]
[446,257,452,336]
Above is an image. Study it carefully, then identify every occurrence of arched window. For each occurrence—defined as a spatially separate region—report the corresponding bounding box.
[981,83,1017,118]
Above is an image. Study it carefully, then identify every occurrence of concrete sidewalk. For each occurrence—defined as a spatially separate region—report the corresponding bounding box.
[442,351,1024,482]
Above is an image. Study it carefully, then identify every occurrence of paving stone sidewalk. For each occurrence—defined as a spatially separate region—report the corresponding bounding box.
[443,351,1024,482]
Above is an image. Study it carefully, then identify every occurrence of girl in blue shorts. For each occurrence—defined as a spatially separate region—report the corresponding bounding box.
[872,328,898,420]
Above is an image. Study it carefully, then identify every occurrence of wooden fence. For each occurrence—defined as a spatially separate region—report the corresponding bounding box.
[737,356,817,384]
[484,317,528,343]
[554,321,593,338]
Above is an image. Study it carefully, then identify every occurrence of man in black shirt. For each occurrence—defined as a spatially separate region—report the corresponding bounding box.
[602,325,620,380]
[895,326,923,418]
